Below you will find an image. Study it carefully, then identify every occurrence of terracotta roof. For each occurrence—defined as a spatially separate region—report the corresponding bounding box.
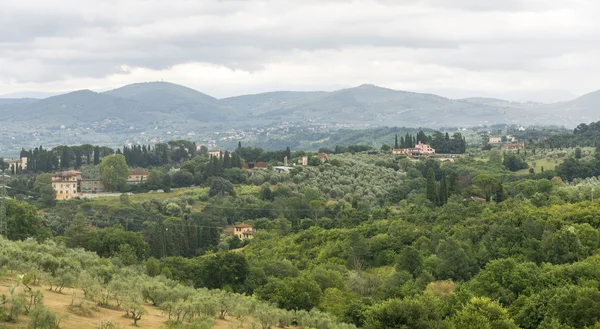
[129,169,149,175]
[234,223,253,228]
[52,170,82,177]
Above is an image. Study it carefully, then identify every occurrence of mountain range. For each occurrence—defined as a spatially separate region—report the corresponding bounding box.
[1,81,599,128]
[0,81,598,153]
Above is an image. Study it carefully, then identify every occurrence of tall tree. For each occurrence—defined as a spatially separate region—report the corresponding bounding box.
[99,154,129,191]
[60,147,71,169]
[439,171,448,205]
[394,134,399,149]
[426,168,438,204]
[93,146,100,165]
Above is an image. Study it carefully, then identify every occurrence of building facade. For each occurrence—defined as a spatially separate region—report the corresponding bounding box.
[233,224,255,240]
[51,170,82,200]
[489,136,502,144]
[392,142,436,157]
[80,179,105,193]
[128,169,149,184]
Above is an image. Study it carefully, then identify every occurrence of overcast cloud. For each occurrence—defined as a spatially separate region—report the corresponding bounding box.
[0,0,599,101]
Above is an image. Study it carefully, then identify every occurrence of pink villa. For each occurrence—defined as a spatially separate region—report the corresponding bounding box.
[392,142,436,157]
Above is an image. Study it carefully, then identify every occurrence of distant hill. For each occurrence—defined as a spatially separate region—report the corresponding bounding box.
[1,81,600,151]
[10,90,149,123]
[104,82,227,121]
[251,84,528,127]
[220,90,326,116]
[537,89,600,124]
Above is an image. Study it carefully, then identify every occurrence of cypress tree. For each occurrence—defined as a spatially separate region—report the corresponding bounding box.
[439,171,448,205]
[495,184,504,203]
[60,147,70,169]
[394,134,399,149]
[426,168,438,204]
[94,146,100,165]
[223,152,231,169]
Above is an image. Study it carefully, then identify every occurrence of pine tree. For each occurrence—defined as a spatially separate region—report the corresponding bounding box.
[439,171,448,205]
[231,152,242,168]
[426,168,438,204]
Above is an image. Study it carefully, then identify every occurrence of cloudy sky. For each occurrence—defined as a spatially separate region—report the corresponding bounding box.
[1,0,599,101]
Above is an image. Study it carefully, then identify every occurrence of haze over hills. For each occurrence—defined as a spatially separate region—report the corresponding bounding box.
[0,81,599,153]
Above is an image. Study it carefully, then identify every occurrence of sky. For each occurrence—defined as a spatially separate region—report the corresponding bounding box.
[1,0,599,102]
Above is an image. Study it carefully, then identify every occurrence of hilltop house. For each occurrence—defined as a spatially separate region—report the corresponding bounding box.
[298,156,308,166]
[223,223,255,240]
[392,142,436,157]
[489,136,502,144]
[128,169,149,184]
[52,170,82,200]
[209,150,222,158]
[7,156,28,173]
[501,143,525,151]
[316,153,328,163]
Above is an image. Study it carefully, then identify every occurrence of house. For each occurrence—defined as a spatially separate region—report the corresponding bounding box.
[392,142,436,157]
[489,136,502,144]
[51,170,82,200]
[80,179,105,193]
[316,153,328,163]
[233,223,255,240]
[223,223,255,240]
[273,166,293,173]
[298,156,308,166]
[7,156,28,173]
[243,162,267,170]
[209,150,222,158]
[501,143,525,151]
[128,169,149,184]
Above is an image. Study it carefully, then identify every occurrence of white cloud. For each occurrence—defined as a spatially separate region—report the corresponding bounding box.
[1,0,599,100]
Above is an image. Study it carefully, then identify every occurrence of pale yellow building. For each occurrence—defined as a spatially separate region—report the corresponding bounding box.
[234,224,254,240]
[52,170,82,200]
[128,169,149,184]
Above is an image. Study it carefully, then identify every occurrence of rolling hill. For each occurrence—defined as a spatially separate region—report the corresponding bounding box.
[0,81,599,152]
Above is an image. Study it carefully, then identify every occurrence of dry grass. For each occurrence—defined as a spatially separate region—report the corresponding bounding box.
[0,279,252,329]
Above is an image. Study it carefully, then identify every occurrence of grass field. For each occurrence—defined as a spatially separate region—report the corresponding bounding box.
[516,158,559,175]
[0,278,270,329]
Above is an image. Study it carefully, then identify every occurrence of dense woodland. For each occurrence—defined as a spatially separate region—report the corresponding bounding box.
[3,123,600,328]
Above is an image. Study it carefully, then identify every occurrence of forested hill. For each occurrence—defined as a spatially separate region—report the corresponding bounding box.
[2,82,600,153]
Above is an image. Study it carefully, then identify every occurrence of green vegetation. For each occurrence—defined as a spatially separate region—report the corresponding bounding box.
[6,122,600,328]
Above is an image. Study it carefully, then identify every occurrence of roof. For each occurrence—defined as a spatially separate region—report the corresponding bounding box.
[129,169,149,175]
[80,179,102,182]
[234,223,253,228]
[52,170,82,177]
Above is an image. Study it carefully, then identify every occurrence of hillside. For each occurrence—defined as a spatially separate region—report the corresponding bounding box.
[220,90,326,116]
[1,81,600,152]
[104,81,228,121]
[8,90,151,124]
[253,84,527,126]
[541,89,600,123]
